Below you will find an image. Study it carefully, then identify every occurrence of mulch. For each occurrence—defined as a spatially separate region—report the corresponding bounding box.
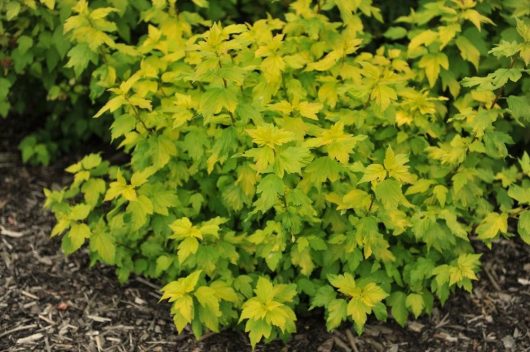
[1,128,529,351]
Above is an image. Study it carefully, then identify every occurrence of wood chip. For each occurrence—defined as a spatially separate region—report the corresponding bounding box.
[333,336,351,352]
[87,315,112,323]
[20,290,39,300]
[0,225,24,238]
[407,321,424,333]
[517,278,530,286]
[0,324,38,339]
[16,333,44,344]
[434,331,458,343]
[344,329,360,352]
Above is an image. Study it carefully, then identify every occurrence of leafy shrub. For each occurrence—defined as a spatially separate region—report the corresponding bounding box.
[43,0,530,348]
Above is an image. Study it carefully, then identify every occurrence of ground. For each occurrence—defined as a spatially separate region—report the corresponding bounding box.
[1,128,529,351]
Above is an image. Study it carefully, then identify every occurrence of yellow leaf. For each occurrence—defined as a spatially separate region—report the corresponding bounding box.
[418,53,449,87]
[246,124,295,149]
[455,36,480,69]
[298,102,322,120]
[462,9,494,31]
[476,212,508,240]
[360,282,388,308]
[261,55,285,83]
[408,30,438,54]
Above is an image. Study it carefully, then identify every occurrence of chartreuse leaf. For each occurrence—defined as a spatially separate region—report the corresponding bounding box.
[328,274,387,333]
[476,212,508,240]
[405,293,424,318]
[240,277,297,348]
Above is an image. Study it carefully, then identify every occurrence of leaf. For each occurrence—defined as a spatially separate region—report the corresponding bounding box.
[518,211,530,245]
[127,195,153,230]
[199,87,238,117]
[328,273,358,297]
[383,147,415,184]
[388,291,408,327]
[405,293,424,318]
[65,44,98,77]
[418,53,449,87]
[360,282,388,308]
[92,232,115,264]
[150,134,177,169]
[455,36,480,69]
[170,218,202,239]
[476,212,508,240]
[408,30,438,53]
[253,174,284,213]
[508,185,530,204]
[69,204,91,221]
[326,299,347,330]
[261,55,285,83]
[247,124,294,149]
[358,164,387,184]
[68,223,91,253]
[156,255,173,275]
[374,179,412,209]
[94,96,126,118]
[245,318,272,348]
[347,297,369,328]
[311,286,336,309]
[161,271,202,301]
[81,154,102,169]
[384,27,407,40]
[507,95,530,122]
[449,254,481,285]
[275,146,312,176]
[178,237,199,263]
[298,102,322,120]
[195,286,220,316]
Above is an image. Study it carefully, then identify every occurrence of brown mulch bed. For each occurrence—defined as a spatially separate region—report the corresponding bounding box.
[1,137,529,351]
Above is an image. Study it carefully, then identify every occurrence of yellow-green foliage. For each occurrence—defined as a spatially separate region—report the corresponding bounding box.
[38,0,530,348]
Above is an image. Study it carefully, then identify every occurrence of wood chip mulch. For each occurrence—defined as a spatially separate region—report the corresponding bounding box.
[1,154,529,352]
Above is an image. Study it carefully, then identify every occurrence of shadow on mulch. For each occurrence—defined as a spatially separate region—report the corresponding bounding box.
[1,150,529,351]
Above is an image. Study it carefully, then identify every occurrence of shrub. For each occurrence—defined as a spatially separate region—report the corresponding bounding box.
[43,0,530,348]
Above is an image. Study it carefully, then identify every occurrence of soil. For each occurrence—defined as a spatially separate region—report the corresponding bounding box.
[1,120,529,352]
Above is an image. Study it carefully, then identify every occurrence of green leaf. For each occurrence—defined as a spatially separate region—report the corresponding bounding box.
[275,146,312,176]
[253,174,284,213]
[374,179,412,209]
[518,211,530,245]
[508,185,530,205]
[384,27,407,40]
[507,95,530,122]
[388,291,408,327]
[92,232,116,264]
[311,285,336,309]
[65,44,98,76]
